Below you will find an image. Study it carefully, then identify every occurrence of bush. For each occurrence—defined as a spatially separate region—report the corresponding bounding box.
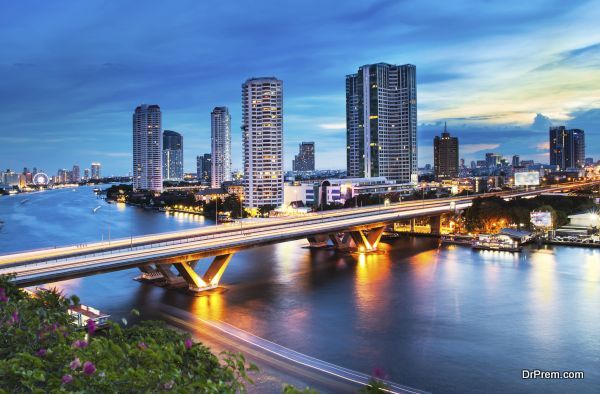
[0,275,258,393]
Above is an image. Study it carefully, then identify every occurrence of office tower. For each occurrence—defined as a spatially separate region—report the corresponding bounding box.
[512,155,520,167]
[133,104,162,192]
[91,163,101,180]
[346,63,417,183]
[470,161,476,169]
[585,157,594,166]
[72,165,81,182]
[485,153,502,168]
[242,77,284,208]
[83,168,90,180]
[292,142,315,172]
[549,126,585,169]
[196,154,212,183]
[211,107,232,188]
[57,169,69,183]
[32,167,38,175]
[460,158,465,168]
[433,124,458,179]
[162,130,184,181]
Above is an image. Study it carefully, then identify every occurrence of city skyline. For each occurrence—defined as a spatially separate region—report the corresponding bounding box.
[0,1,599,174]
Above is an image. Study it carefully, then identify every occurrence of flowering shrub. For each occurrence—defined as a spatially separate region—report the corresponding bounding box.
[0,275,258,392]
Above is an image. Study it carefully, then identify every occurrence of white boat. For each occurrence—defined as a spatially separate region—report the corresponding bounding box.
[92,205,102,213]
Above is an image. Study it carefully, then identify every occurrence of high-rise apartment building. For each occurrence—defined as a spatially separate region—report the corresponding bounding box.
[162,130,183,181]
[72,165,81,182]
[83,168,90,180]
[242,77,284,208]
[292,142,315,172]
[549,126,585,169]
[196,154,212,183]
[91,163,101,180]
[346,63,417,183]
[133,104,162,192]
[211,107,232,188]
[433,124,458,179]
[512,155,520,167]
[485,153,502,168]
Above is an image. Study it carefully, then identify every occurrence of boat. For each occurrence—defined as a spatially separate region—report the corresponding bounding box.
[472,234,522,252]
[93,188,101,193]
[441,234,474,246]
[92,205,102,213]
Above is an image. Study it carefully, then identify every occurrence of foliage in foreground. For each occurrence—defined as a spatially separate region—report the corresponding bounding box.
[0,275,258,393]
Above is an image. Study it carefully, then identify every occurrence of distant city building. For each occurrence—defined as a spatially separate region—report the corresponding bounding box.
[211,106,232,188]
[470,161,476,169]
[83,168,90,180]
[549,126,585,169]
[1,169,20,186]
[91,163,101,180]
[242,77,284,208]
[72,165,81,182]
[162,130,184,181]
[585,157,594,166]
[57,168,69,183]
[485,153,502,168]
[512,155,520,167]
[292,142,315,172]
[346,63,417,183]
[433,124,459,179]
[133,104,162,192]
[196,154,212,183]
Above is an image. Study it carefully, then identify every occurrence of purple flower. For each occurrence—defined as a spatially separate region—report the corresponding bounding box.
[83,361,96,376]
[72,339,88,348]
[61,374,73,385]
[373,367,386,379]
[184,338,193,350]
[138,341,148,350]
[36,348,47,357]
[86,319,96,335]
[163,380,174,390]
[0,288,8,303]
[10,311,19,324]
[70,357,81,370]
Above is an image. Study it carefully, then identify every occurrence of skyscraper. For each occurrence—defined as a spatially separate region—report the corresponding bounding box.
[83,168,90,180]
[196,154,212,183]
[512,155,520,167]
[211,107,232,188]
[292,142,315,172]
[549,126,585,169]
[133,104,162,192]
[433,124,458,179]
[162,130,183,181]
[91,163,101,180]
[72,165,81,182]
[346,63,417,183]
[242,77,283,208]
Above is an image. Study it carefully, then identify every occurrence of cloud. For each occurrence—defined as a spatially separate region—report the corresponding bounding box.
[461,143,501,154]
[531,113,552,131]
[318,122,346,130]
[536,141,549,151]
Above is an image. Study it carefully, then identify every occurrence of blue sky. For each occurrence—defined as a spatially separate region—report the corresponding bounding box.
[0,0,599,175]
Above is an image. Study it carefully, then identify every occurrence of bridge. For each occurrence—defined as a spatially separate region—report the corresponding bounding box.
[1,181,598,291]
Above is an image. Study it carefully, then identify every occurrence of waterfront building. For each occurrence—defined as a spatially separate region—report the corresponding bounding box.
[242,77,284,209]
[196,154,212,183]
[133,104,162,192]
[346,63,417,183]
[91,163,101,180]
[292,142,315,172]
[433,124,459,179]
[211,107,232,188]
[83,168,90,180]
[162,130,184,181]
[72,165,81,183]
[550,126,585,169]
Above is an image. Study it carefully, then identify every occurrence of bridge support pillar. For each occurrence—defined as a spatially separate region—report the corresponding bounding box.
[173,253,234,292]
[137,264,163,281]
[156,264,186,286]
[349,226,385,252]
[307,234,329,248]
[410,218,416,233]
[430,215,442,235]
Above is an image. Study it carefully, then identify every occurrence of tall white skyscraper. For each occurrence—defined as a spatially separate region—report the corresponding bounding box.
[211,106,232,188]
[133,104,163,192]
[346,63,417,183]
[242,77,283,208]
[90,163,101,180]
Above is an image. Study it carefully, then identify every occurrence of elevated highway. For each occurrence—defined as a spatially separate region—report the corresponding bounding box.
[1,180,597,290]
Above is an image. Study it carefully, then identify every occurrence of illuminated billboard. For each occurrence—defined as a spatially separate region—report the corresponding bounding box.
[530,211,553,229]
[515,171,540,186]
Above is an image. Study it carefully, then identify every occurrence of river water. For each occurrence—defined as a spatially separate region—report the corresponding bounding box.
[0,186,598,393]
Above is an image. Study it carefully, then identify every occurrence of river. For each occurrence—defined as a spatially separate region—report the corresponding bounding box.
[0,186,598,393]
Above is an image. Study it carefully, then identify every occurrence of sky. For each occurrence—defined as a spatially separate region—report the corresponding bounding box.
[0,0,599,175]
